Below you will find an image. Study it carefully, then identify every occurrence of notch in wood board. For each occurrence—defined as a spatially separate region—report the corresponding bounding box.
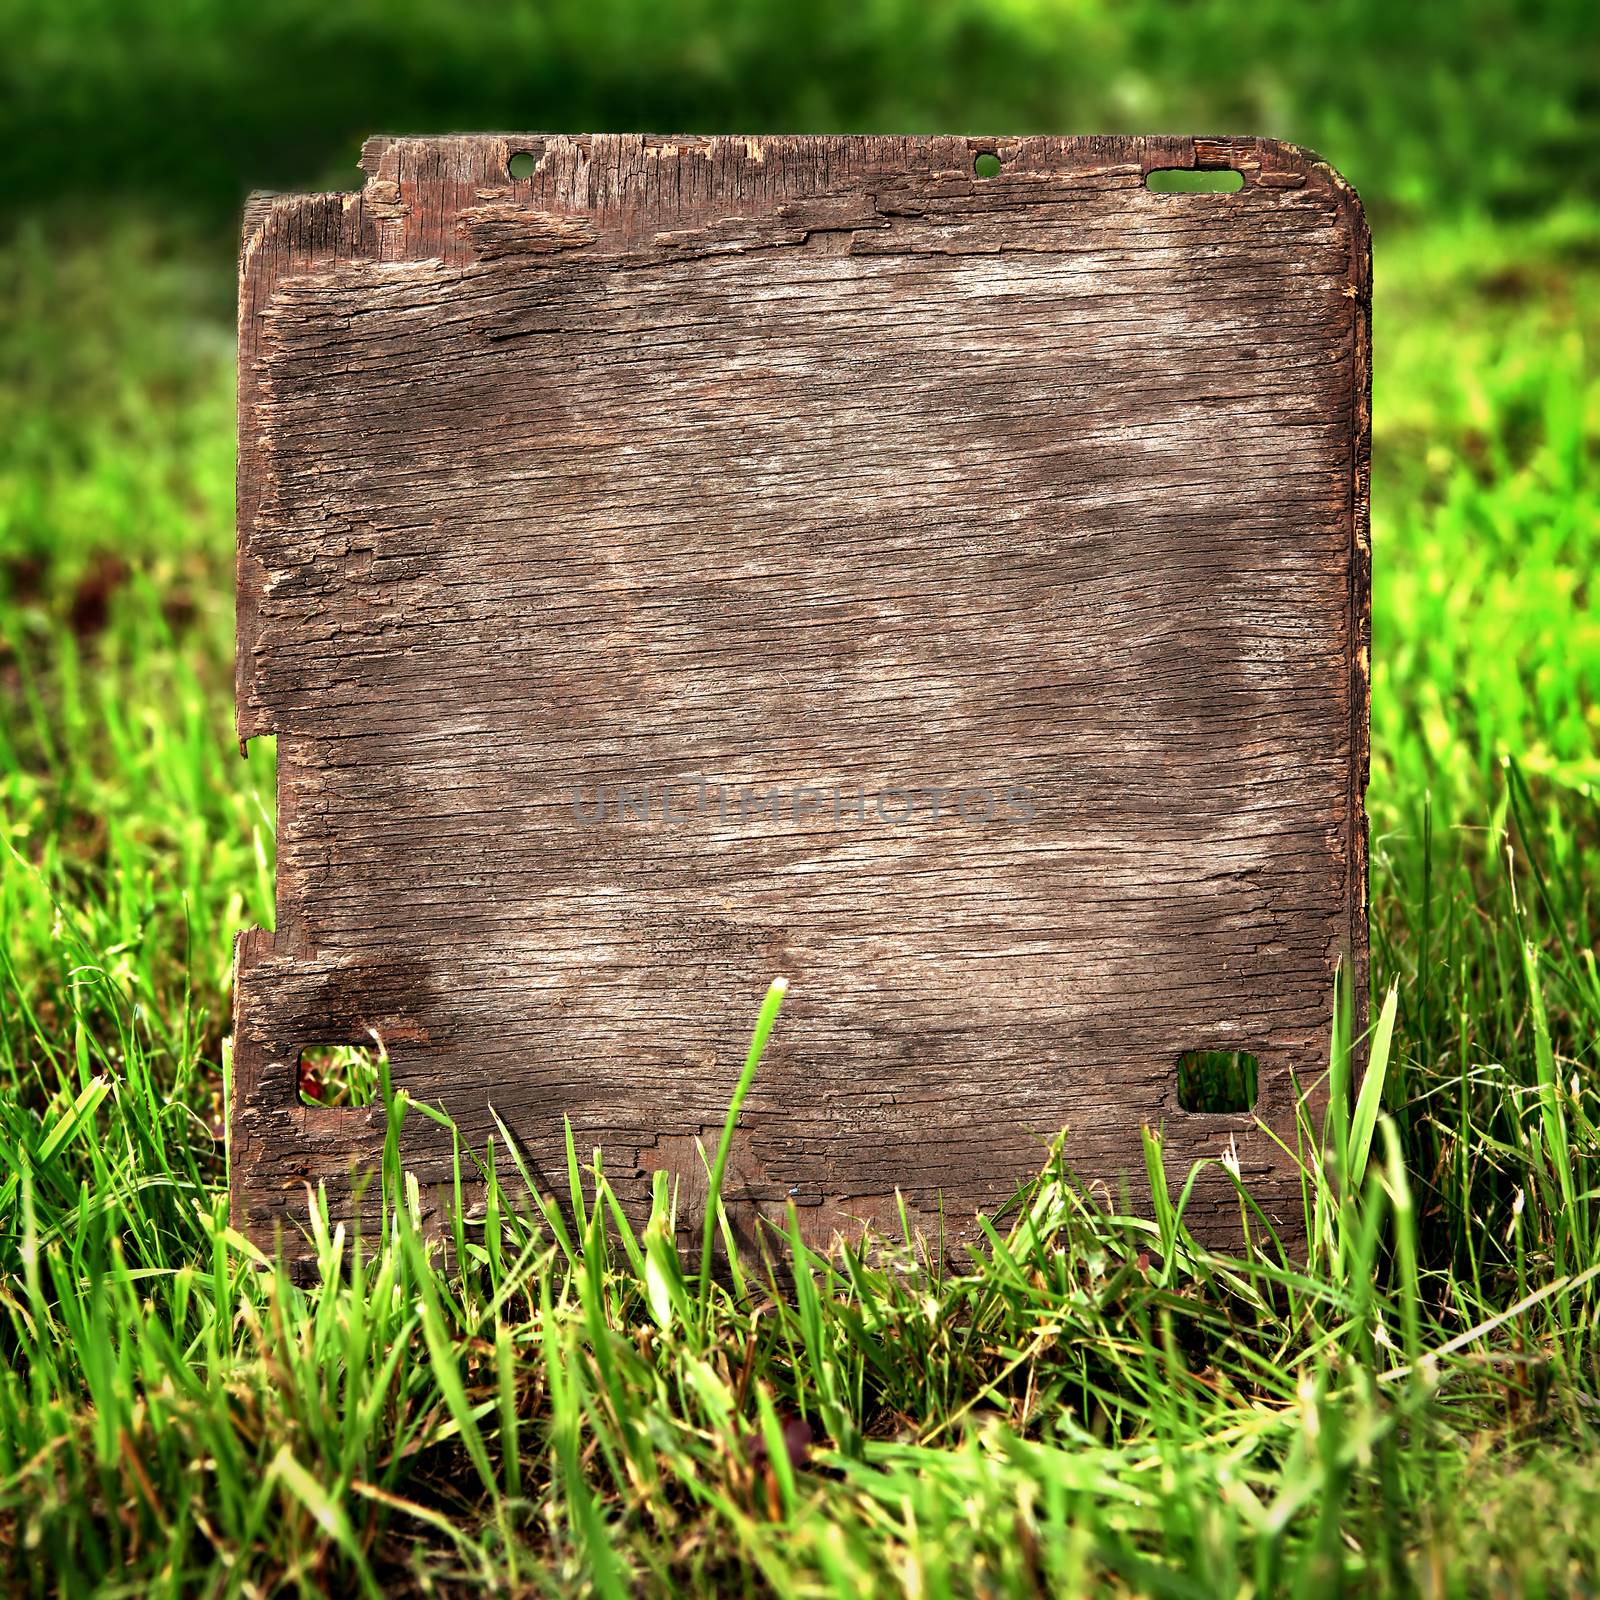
[232,133,1370,1265]
[1177,1049,1261,1114]
[297,1041,384,1108]
[1146,166,1246,193]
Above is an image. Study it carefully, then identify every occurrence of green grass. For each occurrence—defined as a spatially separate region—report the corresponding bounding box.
[3,5,1600,1584]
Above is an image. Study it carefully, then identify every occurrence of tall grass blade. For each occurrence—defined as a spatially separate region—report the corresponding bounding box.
[697,977,787,1334]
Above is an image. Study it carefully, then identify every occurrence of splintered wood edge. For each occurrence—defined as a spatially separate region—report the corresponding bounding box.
[232,134,1371,1258]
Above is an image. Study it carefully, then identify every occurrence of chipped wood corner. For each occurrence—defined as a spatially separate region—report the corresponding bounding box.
[232,134,1370,1267]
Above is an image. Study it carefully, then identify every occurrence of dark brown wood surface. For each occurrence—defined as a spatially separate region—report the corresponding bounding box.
[233,134,1369,1259]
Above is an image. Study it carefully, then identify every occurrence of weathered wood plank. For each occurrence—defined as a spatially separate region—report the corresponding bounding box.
[233,134,1370,1260]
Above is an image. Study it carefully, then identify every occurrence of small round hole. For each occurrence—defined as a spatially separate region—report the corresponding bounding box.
[508,151,539,180]
[974,152,1002,179]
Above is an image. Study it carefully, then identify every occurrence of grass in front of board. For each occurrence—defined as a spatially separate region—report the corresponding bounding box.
[0,203,1597,1594]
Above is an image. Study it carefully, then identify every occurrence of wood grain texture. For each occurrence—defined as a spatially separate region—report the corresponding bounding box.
[233,134,1370,1261]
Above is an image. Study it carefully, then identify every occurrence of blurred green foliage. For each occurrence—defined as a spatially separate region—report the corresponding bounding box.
[3,0,1597,224]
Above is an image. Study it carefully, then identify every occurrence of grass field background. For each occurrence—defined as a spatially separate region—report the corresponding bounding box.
[1,1,1598,1592]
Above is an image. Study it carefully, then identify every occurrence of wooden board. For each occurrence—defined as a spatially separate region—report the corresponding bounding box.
[233,134,1369,1260]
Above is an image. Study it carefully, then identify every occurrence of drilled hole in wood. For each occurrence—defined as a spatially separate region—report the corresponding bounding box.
[973,152,1002,178]
[1146,167,1244,194]
[298,1042,383,1108]
[1177,1049,1259,1113]
[508,151,539,179]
